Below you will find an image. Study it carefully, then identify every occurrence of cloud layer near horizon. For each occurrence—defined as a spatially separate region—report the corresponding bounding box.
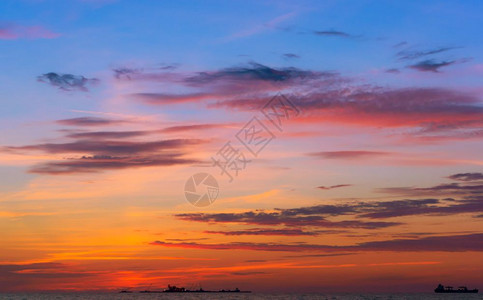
[151,233,483,252]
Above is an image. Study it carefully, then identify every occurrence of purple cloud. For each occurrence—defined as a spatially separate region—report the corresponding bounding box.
[448,172,483,182]
[151,233,483,252]
[56,117,127,127]
[204,228,321,236]
[408,59,457,72]
[317,184,353,190]
[38,73,99,91]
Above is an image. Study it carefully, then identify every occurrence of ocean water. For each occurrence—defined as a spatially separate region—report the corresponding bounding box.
[0,293,482,300]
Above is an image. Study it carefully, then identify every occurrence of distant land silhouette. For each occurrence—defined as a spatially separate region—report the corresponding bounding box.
[120,284,251,293]
[435,284,478,293]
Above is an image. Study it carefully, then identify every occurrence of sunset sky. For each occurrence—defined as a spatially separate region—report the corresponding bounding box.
[1,0,482,293]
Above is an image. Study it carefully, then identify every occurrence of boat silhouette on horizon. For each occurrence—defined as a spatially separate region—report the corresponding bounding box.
[435,284,478,293]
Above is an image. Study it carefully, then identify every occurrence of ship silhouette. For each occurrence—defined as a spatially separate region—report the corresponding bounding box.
[435,284,478,293]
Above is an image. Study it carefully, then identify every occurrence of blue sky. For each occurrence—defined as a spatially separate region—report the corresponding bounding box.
[1,0,481,124]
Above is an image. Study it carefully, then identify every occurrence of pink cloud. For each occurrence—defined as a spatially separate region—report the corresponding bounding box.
[0,24,60,40]
[0,28,17,40]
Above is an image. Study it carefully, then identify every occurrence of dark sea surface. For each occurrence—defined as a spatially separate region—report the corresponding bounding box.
[0,293,482,300]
